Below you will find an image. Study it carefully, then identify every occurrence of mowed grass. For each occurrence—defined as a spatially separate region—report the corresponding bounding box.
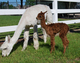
[0,15,77,26]
[0,15,80,63]
[0,15,21,26]
[0,33,80,63]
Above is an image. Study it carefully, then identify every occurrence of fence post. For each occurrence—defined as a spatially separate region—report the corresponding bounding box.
[53,0,58,23]
[21,0,23,8]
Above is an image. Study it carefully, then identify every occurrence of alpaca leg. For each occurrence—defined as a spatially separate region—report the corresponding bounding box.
[42,28,47,43]
[59,34,69,54]
[63,43,66,54]
[22,27,29,51]
[33,25,39,50]
[50,36,55,53]
[63,36,69,54]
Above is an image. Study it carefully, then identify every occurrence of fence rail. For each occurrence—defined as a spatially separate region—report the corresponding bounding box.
[1,9,80,15]
[0,9,25,15]
[57,0,80,2]
[0,0,80,33]
[0,9,80,33]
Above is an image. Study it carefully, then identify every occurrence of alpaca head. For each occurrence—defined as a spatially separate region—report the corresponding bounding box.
[36,11,47,20]
[0,35,13,57]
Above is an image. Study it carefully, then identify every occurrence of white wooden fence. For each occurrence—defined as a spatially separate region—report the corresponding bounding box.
[0,0,80,33]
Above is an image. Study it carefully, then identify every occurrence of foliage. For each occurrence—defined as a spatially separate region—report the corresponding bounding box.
[9,4,16,9]
[0,2,16,9]
[0,2,8,9]
[25,0,36,6]
[0,15,21,26]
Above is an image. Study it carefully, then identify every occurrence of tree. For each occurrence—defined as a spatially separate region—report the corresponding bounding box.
[25,0,36,6]
[0,2,2,9]
[0,2,8,9]
[9,4,16,9]
[0,2,16,9]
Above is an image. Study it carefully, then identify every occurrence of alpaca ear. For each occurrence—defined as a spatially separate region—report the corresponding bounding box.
[8,35,10,43]
[5,35,10,43]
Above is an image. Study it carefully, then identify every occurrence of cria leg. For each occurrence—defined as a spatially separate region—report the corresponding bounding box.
[50,36,55,53]
[59,33,69,54]
[42,28,47,43]
[62,36,69,54]
[33,25,39,50]
[22,27,29,51]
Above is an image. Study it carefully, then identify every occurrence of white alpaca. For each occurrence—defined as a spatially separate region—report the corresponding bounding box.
[0,4,53,57]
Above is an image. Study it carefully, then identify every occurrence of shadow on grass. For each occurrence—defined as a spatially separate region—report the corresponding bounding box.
[0,33,64,55]
[70,29,80,33]
[69,23,80,33]
[55,45,64,53]
[40,43,63,53]
[11,35,44,54]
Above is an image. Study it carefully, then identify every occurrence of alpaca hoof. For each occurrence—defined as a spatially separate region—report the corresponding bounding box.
[63,52,65,54]
[33,42,39,50]
[35,47,38,50]
[50,51,52,53]
[44,38,47,43]
[44,41,46,43]
[21,49,25,51]
[21,50,24,51]
[50,49,53,53]
[34,46,39,50]
[34,45,39,50]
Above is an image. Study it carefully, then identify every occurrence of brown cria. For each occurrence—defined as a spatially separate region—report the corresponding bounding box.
[36,11,69,54]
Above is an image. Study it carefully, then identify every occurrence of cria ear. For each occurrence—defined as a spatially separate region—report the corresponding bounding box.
[40,11,43,13]
[44,11,47,14]
[8,35,10,43]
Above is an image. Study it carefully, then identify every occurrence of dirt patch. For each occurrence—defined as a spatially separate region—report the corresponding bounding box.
[75,57,80,61]
[0,28,79,46]
[0,38,24,46]
[0,34,43,46]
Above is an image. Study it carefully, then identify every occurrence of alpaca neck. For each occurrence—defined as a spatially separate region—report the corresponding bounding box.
[41,18,47,29]
[11,20,25,45]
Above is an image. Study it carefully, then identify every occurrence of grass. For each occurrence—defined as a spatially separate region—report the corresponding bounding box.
[0,15,77,26]
[0,15,80,63]
[0,33,80,63]
[58,18,74,21]
[0,15,21,26]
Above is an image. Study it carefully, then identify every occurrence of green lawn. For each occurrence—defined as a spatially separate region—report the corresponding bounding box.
[0,15,80,63]
[0,15,21,26]
[0,15,77,26]
[0,33,80,63]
